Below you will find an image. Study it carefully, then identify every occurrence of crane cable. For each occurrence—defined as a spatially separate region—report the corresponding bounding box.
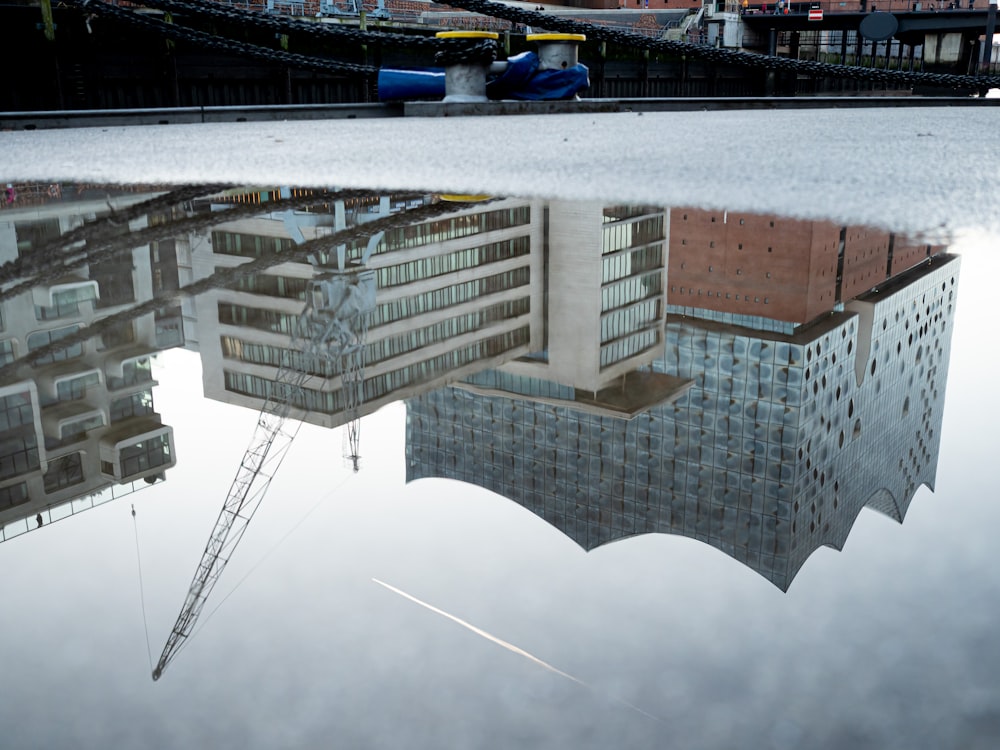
[131,503,155,673]
[169,469,357,664]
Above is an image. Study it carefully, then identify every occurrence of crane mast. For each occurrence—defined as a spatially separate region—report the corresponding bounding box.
[152,267,376,680]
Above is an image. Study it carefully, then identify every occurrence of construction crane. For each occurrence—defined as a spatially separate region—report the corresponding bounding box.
[151,263,376,681]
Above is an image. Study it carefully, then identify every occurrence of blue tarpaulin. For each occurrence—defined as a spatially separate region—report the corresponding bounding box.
[377,52,589,101]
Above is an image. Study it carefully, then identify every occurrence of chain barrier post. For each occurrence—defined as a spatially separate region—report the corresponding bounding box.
[435,31,499,102]
[527,33,587,71]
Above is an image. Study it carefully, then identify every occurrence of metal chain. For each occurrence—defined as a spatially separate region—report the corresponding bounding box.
[78,0,502,60]
[72,0,1000,90]
[434,38,498,66]
[436,0,1000,90]
[76,0,379,75]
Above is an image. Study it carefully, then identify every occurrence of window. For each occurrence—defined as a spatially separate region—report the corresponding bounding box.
[60,413,104,440]
[43,453,85,493]
[233,274,309,300]
[372,268,530,329]
[26,326,83,365]
[56,371,100,402]
[0,482,29,510]
[106,359,152,390]
[119,435,172,477]
[100,322,137,350]
[0,340,14,366]
[211,231,295,259]
[377,237,530,289]
[110,390,155,423]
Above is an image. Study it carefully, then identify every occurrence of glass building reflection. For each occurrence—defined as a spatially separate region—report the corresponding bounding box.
[186,192,543,427]
[406,207,959,591]
[0,187,181,542]
[0,184,960,591]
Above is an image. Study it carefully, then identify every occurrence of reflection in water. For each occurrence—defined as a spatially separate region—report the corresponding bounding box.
[0,187,186,542]
[0,184,958,599]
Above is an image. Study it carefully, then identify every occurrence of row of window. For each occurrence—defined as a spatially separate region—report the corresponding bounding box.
[600,329,661,369]
[600,298,662,345]
[362,327,530,403]
[224,370,347,414]
[221,337,336,377]
[361,206,532,258]
[0,439,40,481]
[372,267,531,329]
[38,370,103,408]
[233,274,310,301]
[602,206,663,224]
[601,271,662,313]
[0,390,34,433]
[221,295,529,376]
[602,216,665,256]
[26,325,83,365]
[222,327,530,415]
[0,482,28,509]
[212,231,295,259]
[106,359,153,391]
[218,304,299,336]
[602,244,665,285]
[375,237,530,290]
[43,453,85,493]
[366,298,530,366]
[35,299,82,322]
[118,435,172,478]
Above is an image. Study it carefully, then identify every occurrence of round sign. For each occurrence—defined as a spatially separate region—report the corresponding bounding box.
[859,11,899,41]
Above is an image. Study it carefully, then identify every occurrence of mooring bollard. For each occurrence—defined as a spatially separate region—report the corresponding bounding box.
[526,33,587,71]
[435,31,500,103]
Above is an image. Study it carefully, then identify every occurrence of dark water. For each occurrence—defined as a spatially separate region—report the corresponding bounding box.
[0,183,996,749]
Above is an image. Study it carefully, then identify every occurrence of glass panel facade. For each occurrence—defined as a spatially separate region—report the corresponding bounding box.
[60,413,105,440]
[100,321,137,350]
[366,298,530,366]
[0,390,40,480]
[602,215,665,256]
[0,482,29,510]
[232,275,309,301]
[602,244,664,285]
[211,231,295,258]
[358,206,531,260]
[376,238,530,290]
[666,305,798,335]
[220,337,338,378]
[372,268,531,329]
[110,390,155,423]
[0,340,14,366]
[43,453,85,493]
[222,327,530,415]
[34,298,81,321]
[601,271,662,313]
[119,434,172,477]
[218,304,300,335]
[600,298,662,345]
[106,359,153,391]
[26,325,83,365]
[14,219,61,255]
[602,205,663,223]
[91,250,137,308]
[600,329,660,368]
[56,371,101,402]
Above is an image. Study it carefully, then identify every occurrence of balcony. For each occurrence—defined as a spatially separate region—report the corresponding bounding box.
[98,418,175,482]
